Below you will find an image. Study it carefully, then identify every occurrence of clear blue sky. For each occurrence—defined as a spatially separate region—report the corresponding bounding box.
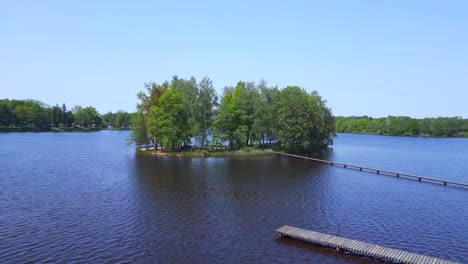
[1,0,467,118]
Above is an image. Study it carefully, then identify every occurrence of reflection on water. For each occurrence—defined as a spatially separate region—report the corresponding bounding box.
[0,132,467,263]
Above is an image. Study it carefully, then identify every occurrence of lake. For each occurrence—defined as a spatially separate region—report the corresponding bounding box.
[0,132,467,263]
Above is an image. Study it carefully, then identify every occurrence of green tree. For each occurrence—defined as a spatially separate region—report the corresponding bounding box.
[72,106,84,127]
[253,81,279,146]
[274,87,334,152]
[151,89,187,151]
[235,81,261,145]
[131,110,150,147]
[82,106,101,127]
[102,112,115,127]
[0,99,12,127]
[170,76,199,142]
[51,104,62,127]
[197,76,218,146]
[11,100,49,129]
[212,87,244,148]
[133,81,168,148]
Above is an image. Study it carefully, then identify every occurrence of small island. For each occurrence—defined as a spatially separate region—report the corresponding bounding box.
[130,76,335,156]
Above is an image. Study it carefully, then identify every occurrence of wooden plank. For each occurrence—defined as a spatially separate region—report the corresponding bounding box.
[312,232,327,241]
[421,255,435,264]
[387,250,397,261]
[350,241,363,251]
[366,245,381,256]
[322,236,334,244]
[327,236,340,245]
[341,240,355,251]
[364,243,376,254]
[399,250,410,261]
[395,250,407,261]
[419,254,430,263]
[390,249,400,262]
[332,237,345,245]
[415,254,426,263]
[333,237,347,247]
[408,253,420,263]
[314,234,329,243]
[375,246,387,257]
[358,243,370,254]
[399,251,412,263]
[348,240,361,251]
[421,256,433,264]
[360,243,372,254]
[387,249,400,261]
[361,243,373,254]
[402,252,413,263]
[307,235,317,241]
[424,256,434,264]
[370,245,381,256]
[375,245,387,257]
[355,242,368,252]
[276,226,458,264]
[372,245,385,257]
[405,253,418,263]
[342,242,353,249]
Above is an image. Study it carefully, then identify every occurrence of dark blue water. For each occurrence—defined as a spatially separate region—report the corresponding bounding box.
[0,132,466,263]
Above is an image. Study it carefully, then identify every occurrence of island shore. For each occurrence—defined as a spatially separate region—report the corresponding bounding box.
[136,147,277,157]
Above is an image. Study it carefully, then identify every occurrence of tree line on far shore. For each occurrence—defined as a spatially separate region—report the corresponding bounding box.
[131,76,335,152]
[0,99,133,130]
[335,116,468,137]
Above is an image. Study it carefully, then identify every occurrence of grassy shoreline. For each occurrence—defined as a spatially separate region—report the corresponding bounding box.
[136,148,277,157]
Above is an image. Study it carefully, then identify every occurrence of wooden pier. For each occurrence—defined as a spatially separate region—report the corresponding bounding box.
[278,152,468,188]
[276,225,458,264]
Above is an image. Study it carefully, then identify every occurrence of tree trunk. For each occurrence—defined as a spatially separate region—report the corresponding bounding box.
[201,135,206,147]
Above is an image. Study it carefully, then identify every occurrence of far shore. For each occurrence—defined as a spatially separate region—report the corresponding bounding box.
[0,127,131,133]
[336,131,468,138]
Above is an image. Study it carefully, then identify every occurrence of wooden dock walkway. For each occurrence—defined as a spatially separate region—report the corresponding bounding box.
[276,225,458,264]
[278,152,468,188]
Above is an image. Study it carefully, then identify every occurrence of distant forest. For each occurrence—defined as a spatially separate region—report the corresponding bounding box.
[0,99,133,130]
[335,116,468,137]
